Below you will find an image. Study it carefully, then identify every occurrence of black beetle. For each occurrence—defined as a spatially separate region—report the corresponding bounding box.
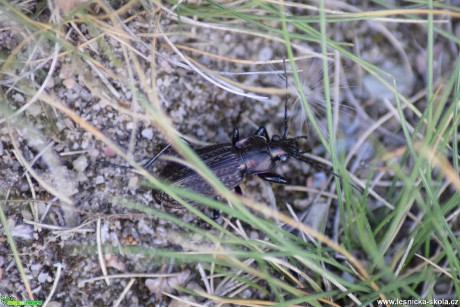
[148,126,312,209]
[144,78,361,212]
[147,124,361,212]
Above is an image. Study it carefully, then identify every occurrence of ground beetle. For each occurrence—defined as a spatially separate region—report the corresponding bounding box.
[142,64,361,213]
[148,125,312,210]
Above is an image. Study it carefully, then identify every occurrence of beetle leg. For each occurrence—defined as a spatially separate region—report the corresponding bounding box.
[213,186,242,220]
[143,143,172,169]
[232,128,240,146]
[258,172,289,184]
[213,209,220,220]
[255,126,270,140]
[234,185,242,195]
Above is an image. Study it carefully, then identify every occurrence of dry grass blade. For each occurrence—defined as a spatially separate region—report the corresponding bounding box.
[415,254,454,280]
[112,278,136,307]
[161,28,268,100]
[96,218,110,286]
[10,134,73,206]
[42,263,62,307]
[0,190,35,301]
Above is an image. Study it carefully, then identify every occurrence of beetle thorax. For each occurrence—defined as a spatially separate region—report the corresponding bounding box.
[235,135,275,174]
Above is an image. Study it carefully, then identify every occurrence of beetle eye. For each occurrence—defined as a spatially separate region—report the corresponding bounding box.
[280,154,288,161]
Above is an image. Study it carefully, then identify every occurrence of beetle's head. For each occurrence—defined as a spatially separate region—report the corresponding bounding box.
[268,135,308,162]
[270,134,364,194]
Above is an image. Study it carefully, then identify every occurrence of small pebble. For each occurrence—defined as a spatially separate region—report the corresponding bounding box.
[141,128,153,140]
[21,210,33,221]
[38,271,49,283]
[128,176,139,189]
[72,155,88,172]
[259,46,273,61]
[26,104,42,117]
[59,63,74,79]
[11,224,34,240]
[12,93,25,103]
[103,146,117,157]
[126,122,135,130]
[63,78,76,89]
[31,264,42,271]
[81,140,90,149]
[95,175,105,185]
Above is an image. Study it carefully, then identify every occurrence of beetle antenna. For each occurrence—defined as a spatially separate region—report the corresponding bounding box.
[283,58,289,139]
[96,160,133,170]
[96,143,173,171]
[295,155,363,193]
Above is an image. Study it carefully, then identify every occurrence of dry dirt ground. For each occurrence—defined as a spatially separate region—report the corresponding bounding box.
[1,1,459,306]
